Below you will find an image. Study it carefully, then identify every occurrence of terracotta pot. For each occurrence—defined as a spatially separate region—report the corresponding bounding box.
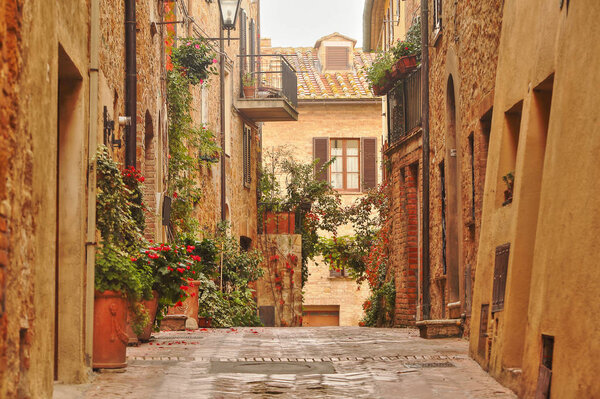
[167,281,201,323]
[93,290,128,369]
[198,317,212,328]
[243,85,256,98]
[138,290,159,342]
[395,55,418,75]
[263,211,295,234]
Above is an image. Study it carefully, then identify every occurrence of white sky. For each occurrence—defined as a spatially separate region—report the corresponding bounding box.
[260,0,365,48]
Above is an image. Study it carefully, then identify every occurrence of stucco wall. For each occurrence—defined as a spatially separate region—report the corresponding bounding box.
[470,1,600,398]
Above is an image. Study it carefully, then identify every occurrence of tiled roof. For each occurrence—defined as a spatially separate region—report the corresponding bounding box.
[265,47,377,100]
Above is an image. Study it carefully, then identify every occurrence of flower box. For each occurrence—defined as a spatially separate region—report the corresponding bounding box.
[263,211,296,234]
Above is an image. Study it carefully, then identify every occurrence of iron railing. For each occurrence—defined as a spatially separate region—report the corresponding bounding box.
[239,54,298,108]
[387,66,422,145]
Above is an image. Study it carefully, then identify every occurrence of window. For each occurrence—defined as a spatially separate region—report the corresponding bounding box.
[243,125,252,187]
[313,137,377,192]
[330,264,348,277]
[325,47,349,70]
[433,0,442,33]
[492,243,510,312]
[331,139,360,191]
[469,133,476,221]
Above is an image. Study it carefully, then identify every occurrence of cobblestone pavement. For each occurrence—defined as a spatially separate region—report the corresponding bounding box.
[62,327,516,399]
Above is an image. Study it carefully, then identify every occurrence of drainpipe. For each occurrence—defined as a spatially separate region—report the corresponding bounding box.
[421,0,431,320]
[85,0,100,369]
[125,0,137,167]
[220,20,226,221]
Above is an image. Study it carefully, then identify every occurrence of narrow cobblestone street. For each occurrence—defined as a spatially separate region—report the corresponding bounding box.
[57,328,516,398]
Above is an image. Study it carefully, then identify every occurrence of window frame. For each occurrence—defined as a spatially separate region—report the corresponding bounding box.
[329,138,361,193]
[433,0,443,35]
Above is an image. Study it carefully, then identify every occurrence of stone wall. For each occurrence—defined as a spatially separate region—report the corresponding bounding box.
[256,234,303,327]
[425,0,502,332]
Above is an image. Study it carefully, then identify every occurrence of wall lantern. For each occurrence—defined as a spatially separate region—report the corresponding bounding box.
[218,0,242,30]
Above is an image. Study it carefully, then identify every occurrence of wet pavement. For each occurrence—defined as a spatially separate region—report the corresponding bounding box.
[55,327,516,398]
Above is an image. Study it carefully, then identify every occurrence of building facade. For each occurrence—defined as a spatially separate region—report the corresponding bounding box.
[469,1,600,398]
[0,0,282,397]
[364,0,502,337]
[261,33,380,326]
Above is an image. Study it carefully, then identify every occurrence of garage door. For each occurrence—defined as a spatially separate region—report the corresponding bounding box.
[302,306,340,327]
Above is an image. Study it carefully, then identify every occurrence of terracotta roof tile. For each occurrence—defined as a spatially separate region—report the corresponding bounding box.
[264,46,376,100]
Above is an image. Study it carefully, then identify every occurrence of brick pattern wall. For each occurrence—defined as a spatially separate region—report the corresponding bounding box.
[385,138,422,326]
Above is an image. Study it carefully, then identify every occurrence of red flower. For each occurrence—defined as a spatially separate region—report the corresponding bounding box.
[175,301,183,307]
[177,268,185,273]
[173,192,178,198]
[130,257,137,262]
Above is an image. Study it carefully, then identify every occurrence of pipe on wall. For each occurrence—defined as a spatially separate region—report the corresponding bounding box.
[420,0,431,320]
[220,20,226,222]
[85,0,100,370]
[125,0,137,167]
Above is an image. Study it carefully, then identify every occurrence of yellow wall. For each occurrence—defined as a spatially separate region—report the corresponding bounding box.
[470,1,600,397]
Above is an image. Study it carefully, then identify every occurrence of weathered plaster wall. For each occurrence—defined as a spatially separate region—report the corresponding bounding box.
[470,1,600,397]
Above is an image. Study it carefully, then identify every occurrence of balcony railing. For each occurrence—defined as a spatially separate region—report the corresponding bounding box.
[239,55,298,108]
[387,66,422,145]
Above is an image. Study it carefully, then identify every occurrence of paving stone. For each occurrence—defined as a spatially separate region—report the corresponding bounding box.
[80,327,517,399]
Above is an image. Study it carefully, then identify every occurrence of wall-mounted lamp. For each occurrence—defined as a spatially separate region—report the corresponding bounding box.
[218,0,242,30]
[103,106,121,149]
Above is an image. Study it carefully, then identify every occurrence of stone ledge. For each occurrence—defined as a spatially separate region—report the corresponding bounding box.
[416,319,462,339]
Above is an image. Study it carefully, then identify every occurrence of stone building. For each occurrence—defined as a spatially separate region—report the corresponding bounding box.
[0,0,281,396]
[469,1,600,398]
[172,0,297,244]
[364,0,502,336]
[261,34,380,326]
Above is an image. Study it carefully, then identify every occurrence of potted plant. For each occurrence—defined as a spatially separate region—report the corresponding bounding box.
[170,37,218,86]
[391,40,420,76]
[94,147,152,368]
[366,52,395,96]
[502,172,515,205]
[242,72,257,98]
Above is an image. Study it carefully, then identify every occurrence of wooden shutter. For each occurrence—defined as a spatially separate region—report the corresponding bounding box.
[249,19,256,73]
[313,137,329,182]
[326,47,349,70]
[243,125,251,187]
[239,10,247,79]
[361,138,377,190]
[478,304,489,356]
[492,243,510,312]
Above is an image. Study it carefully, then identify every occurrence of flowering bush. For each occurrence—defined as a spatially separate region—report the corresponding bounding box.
[171,38,218,86]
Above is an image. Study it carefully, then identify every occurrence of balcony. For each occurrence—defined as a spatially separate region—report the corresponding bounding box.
[235,55,299,122]
[387,66,422,145]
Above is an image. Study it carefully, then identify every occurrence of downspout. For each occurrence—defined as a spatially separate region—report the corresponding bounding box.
[363,0,374,52]
[85,0,100,369]
[420,0,431,320]
[220,21,226,221]
[125,0,137,167]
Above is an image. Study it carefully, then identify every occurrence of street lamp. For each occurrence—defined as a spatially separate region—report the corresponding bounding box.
[218,0,242,30]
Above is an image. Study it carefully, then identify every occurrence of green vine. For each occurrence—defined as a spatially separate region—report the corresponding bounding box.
[167,37,220,239]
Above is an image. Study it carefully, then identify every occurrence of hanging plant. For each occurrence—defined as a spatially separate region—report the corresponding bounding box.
[171,37,218,86]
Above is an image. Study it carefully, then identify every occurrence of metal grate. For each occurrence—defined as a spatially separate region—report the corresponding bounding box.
[387,67,422,145]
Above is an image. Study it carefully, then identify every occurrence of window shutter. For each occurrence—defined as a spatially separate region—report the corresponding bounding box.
[492,243,510,312]
[249,19,256,73]
[313,137,329,182]
[239,10,247,77]
[243,125,252,187]
[325,47,349,70]
[361,137,377,190]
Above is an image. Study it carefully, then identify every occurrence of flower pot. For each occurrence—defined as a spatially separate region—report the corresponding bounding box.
[243,85,256,98]
[93,290,128,369]
[167,280,201,323]
[126,291,159,345]
[372,85,386,96]
[137,290,159,342]
[395,55,418,75]
[198,317,212,328]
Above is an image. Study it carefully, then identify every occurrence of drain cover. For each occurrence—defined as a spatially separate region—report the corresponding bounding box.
[403,362,455,368]
[210,361,336,375]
